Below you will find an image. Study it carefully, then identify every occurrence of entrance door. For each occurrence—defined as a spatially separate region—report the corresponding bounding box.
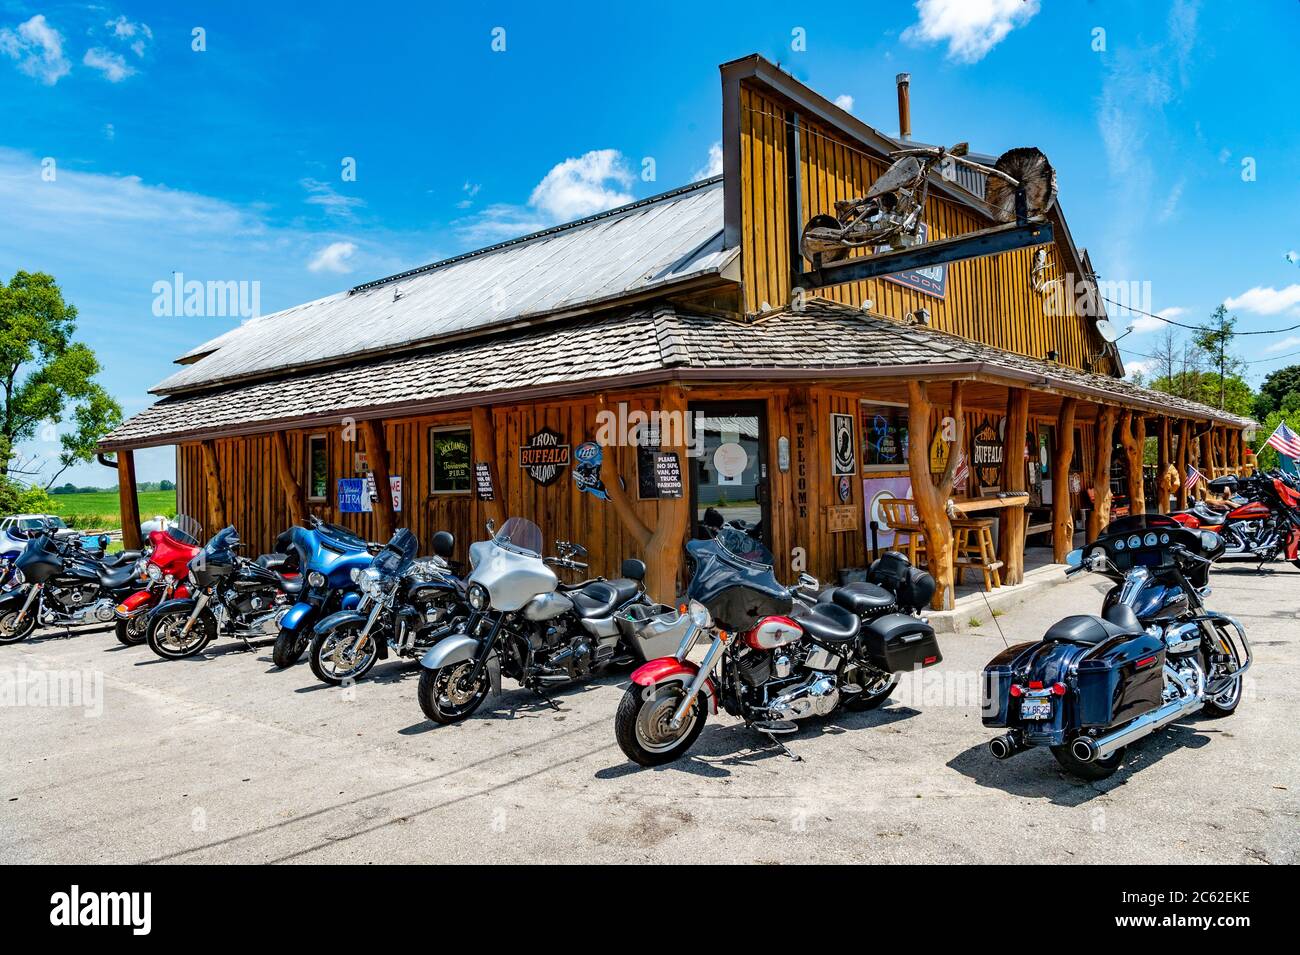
[688,402,770,546]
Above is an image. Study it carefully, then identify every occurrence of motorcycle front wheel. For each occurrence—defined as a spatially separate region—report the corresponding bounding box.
[147,608,216,660]
[417,663,490,724]
[1201,627,1245,718]
[114,614,148,647]
[271,627,309,669]
[614,682,707,767]
[308,625,379,686]
[0,609,37,645]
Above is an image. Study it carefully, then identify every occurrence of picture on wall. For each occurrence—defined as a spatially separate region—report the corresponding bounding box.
[831,412,856,476]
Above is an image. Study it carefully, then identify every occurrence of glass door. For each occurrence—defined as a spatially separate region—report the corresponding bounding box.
[688,401,770,547]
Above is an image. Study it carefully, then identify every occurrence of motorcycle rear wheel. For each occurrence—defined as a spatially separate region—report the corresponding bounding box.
[417,663,489,724]
[0,610,37,644]
[614,683,707,767]
[271,627,309,669]
[115,614,148,647]
[1051,743,1126,781]
[843,673,899,711]
[309,625,379,686]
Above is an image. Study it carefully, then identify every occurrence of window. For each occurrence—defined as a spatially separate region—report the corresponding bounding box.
[430,427,471,493]
[307,435,328,501]
[860,402,909,469]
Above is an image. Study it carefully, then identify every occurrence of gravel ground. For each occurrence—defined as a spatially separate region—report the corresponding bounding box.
[1,563,1295,864]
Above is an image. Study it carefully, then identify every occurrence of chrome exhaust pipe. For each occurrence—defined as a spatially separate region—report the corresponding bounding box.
[1077,694,1204,762]
[988,732,1023,760]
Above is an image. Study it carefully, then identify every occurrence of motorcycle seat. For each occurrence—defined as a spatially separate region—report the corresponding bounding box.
[275,573,304,596]
[569,582,619,618]
[792,601,860,644]
[828,581,895,616]
[102,549,141,568]
[257,553,293,571]
[98,563,139,589]
[1043,608,1143,646]
[606,578,641,605]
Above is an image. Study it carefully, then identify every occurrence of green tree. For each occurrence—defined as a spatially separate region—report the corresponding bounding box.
[0,271,123,488]
[1143,371,1255,418]
[1253,363,1300,419]
[1192,305,1245,410]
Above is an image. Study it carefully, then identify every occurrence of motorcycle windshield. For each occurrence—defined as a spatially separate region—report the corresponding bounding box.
[373,528,418,578]
[166,515,203,548]
[684,532,791,633]
[204,526,240,559]
[493,517,543,557]
[315,519,368,552]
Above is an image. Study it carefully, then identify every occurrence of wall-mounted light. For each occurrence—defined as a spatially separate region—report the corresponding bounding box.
[1046,348,1059,362]
[905,307,930,327]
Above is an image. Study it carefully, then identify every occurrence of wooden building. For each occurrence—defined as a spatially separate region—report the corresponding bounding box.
[100,55,1252,610]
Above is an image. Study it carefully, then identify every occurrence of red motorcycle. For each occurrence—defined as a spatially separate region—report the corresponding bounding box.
[1171,471,1300,569]
[113,521,202,646]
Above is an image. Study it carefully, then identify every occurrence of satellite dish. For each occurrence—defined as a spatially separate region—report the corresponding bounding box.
[1095,318,1121,343]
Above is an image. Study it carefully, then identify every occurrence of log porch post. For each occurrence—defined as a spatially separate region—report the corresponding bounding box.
[116,449,142,550]
[907,380,964,610]
[200,440,227,529]
[1087,405,1118,540]
[998,387,1030,585]
[1119,411,1146,515]
[1156,417,1171,513]
[360,419,395,542]
[1052,398,1077,562]
[1176,419,1191,509]
[271,431,307,527]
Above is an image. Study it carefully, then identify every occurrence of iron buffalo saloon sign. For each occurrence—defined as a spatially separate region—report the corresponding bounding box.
[519,427,571,486]
[972,416,1005,489]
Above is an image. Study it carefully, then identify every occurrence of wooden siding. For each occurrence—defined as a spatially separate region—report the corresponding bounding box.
[737,82,1115,375]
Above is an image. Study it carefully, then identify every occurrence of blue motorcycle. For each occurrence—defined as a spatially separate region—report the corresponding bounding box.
[270,516,377,668]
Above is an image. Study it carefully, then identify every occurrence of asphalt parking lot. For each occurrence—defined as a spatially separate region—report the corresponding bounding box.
[2,563,1296,864]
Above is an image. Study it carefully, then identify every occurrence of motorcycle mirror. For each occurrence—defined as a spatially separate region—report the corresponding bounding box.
[1065,548,1083,568]
[485,519,496,537]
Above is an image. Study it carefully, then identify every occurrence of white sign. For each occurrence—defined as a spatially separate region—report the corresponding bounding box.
[713,442,748,478]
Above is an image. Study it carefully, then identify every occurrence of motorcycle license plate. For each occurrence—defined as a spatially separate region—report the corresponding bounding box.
[1020,697,1052,720]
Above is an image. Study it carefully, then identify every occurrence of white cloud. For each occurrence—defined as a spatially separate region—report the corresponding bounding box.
[1264,335,1300,353]
[902,0,1040,63]
[83,47,135,82]
[0,14,71,85]
[528,149,634,221]
[1224,285,1300,316]
[834,94,854,113]
[105,15,152,57]
[1129,305,1185,334]
[693,142,723,181]
[307,241,357,274]
[302,178,364,218]
[1157,178,1185,222]
[1125,359,1153,378]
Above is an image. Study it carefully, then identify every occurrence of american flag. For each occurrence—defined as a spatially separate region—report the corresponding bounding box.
[1265,421,1300,460]
[953,448,969,488]
[1186,464,1204,490]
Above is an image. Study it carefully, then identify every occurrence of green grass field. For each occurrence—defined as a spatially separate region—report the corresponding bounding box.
[48,490,177,530]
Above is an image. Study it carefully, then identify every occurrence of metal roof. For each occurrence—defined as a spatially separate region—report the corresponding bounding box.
[156,177,734,395]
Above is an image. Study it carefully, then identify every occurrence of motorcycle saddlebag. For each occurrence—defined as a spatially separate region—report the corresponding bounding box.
[858,613,941,673]
[1075,633,1165,728]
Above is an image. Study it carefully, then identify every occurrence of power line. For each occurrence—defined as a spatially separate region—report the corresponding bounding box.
[1103,295,1300,337]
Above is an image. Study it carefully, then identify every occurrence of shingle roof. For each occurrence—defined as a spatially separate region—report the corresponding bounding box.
[156,177,733,394]
[101,299,1250,450]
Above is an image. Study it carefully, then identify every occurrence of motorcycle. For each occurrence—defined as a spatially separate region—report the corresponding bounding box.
[306,528,465,685]
[1,518,139,589]
[270,516,375,669]
[982,515,1250,780]
[144,526,302,660]
[799,143,1056,264]
[0,530,146,644]
[1171,471,1300,569]
[113,519,202,646]
[613,529,943,766]
[415,517,651,725]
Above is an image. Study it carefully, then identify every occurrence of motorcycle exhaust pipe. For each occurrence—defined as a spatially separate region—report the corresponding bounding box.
[1072,695,1204,763]
[988,732,1024,760]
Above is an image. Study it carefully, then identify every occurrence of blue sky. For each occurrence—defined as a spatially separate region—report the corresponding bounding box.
[2,0,1298,485]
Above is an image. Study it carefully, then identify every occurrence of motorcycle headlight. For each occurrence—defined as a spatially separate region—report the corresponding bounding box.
[147,563,163,581]
[687,599,713,629]
[467,583,489,611]
[307,571,326,588]
[350,567,363,584]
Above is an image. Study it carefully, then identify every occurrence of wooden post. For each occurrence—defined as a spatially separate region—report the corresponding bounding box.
[1052,398,1077,562]
[360,419,395,542]
[1087,405,1118,540]
[598,387,690,604]
[1176,419,1191,509]
[1156,417,1170,512]
[200,440,227,528]
[907,380,964,610]
[470,404,506,529]
[998,387,1030,585]
[1231,428,1242,473]
[271,431,306,526]
[116,449,142,550]
[1199,427,1213,488]
[1119,411,1146,515]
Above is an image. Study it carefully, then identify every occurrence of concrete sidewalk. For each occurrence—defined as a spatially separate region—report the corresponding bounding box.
[1,563,1296,864]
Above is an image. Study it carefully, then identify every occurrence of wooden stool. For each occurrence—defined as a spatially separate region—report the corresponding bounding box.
[879,498,927,568]
[952,517,1003,590]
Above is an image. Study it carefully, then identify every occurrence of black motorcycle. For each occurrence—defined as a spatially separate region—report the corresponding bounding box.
[415,517,651,725]
[614,530,943,766]
[0,530,145,644]
[982,514,1250,779]
[144,526,302,660]
[307,528,467,686]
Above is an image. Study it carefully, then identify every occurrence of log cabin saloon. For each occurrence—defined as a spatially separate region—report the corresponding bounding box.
[100,55,1252,611]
